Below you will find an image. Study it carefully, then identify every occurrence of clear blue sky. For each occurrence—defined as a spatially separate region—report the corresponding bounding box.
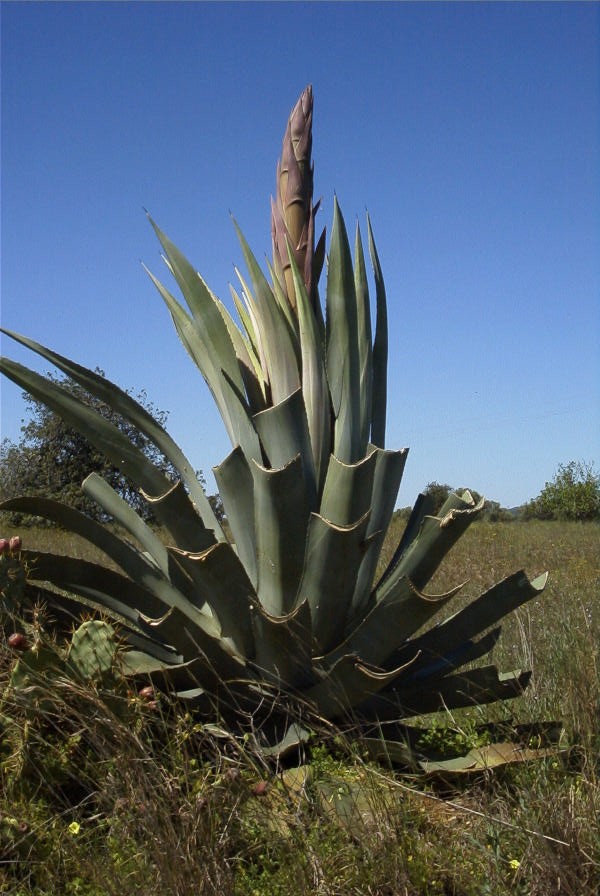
[2,2,599,508]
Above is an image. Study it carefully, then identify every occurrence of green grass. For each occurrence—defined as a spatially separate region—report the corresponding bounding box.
[1,520,598,895]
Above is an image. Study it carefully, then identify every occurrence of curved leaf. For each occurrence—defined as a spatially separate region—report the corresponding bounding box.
[326,199,361,463]
[367,214,387,447]
[376,492,484,600]
[297,511,371,653]
[306,654,418,719]
[319,449,377,527]
[0,495,220,639]
[169,542,256,660]
[327,577,463,669]
[214,446,258,587]
[252,455,311,616]
[250,599,314,689]
[144,267,262,465]
[253,388,317,507]
[233,219,301,404]
[350,446,409,619]
[83,473,170,575]
[392,570,549,671]
[363,667,532,720]
[354,221,373,453]
[286,240,330,491]
[0,328,225,539]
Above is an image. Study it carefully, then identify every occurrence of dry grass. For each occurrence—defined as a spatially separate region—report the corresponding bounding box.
[1,519,598,895]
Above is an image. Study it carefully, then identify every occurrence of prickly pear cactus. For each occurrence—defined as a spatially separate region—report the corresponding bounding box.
[7,621,121,710]
[8,642,65,712]
[0,536,26,613]
[66,620,118,682]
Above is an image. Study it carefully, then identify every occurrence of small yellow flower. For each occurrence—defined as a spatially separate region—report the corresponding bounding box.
[68,821,81,836]
[509,858,520,870]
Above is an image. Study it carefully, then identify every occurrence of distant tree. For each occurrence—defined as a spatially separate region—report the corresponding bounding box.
[423,481,452,514]
[523,461,600,522]
[0,370,220,526]
[423,482,513,521]
[482,500,515,523]
[391,506,412,524]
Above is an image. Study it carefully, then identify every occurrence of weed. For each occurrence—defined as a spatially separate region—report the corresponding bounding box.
[0,520,598,895]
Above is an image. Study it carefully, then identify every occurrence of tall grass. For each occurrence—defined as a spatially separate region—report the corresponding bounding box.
[1,520,598,895]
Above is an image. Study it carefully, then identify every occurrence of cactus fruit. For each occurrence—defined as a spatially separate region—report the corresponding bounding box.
[7,632,29,651]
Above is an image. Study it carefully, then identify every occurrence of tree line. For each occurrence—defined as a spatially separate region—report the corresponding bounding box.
[395,463,599,524]
[1,371,597,525]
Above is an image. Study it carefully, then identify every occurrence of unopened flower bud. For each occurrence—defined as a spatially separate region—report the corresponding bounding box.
[9,536,22,553]
[0,539,9,555]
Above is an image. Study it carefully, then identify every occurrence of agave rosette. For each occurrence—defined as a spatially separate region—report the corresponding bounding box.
[0,88,547,749]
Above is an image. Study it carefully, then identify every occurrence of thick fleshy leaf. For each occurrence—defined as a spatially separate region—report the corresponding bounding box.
[145,268,263,465]
[215,297,267,413]
[326,199,361,463]
[121,653,247,707]
[250,599,314,689]
[0,359,169,501]
[147,218,246,398]
[362,721,564,772]
[0,328,225,539]
[214,446,258,587]
[350,446,409,620]
[22,550,165,629]
[367,214,387,448]
[233,220,301,404]
[137,605,246,677]
[362,667,532,719]
[74,488,226,644]
[251,455,312,617]
[140,479,219,554]
[169,543,256,660]
[403,628,502,682]
[229,282,264,372]
[233,268,270,386]
[306,654,418,719]
[327,576,463,670]
[376,492,484,600]
[0,360,212,551]
[354,222,373,453]
[377,491,436,591]
[297,511,371,653]
[319,449,377,527]
[286,243,331,491]
[266,256,301,338]
[83,473,170,575]
[261,722,313,759]
[391,571,549,671]
[253,388,317,507]
[417,737,561,775]
[0,495,220,638]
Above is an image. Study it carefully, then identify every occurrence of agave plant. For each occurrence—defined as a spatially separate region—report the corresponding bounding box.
[0,87,547,756]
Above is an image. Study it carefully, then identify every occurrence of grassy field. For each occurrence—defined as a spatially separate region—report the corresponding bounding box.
[1,519,598,895]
